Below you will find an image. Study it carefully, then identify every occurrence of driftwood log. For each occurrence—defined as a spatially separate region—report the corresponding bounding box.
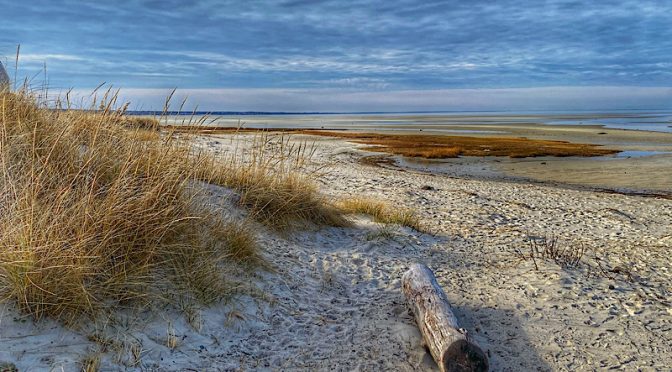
[402,263,488,372]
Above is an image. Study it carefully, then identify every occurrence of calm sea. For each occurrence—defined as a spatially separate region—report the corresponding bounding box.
[145,110,672,133]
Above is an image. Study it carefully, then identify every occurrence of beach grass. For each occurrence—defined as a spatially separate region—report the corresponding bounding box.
[0,90,343,323]
[201,132,349,231]
[337,197,423,231]
[0,90,238,321]
[81,353,101,372]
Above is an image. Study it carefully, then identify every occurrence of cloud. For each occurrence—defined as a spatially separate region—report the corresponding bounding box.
[1,0,671,111]
[18,54,85,64]
[313,77,391,89]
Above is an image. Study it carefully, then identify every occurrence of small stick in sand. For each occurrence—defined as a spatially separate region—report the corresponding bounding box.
[402,263,488,372]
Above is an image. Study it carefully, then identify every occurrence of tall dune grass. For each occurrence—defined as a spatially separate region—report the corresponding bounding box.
[0,90,276,322]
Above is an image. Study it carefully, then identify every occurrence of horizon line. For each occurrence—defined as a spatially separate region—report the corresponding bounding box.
[123,108,672,116]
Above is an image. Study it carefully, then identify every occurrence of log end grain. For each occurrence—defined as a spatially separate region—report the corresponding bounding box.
[443,339,489,372]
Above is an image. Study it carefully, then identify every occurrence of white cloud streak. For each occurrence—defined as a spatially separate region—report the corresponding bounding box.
[19,54,85,63]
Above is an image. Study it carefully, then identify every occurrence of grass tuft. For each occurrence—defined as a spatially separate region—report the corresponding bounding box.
[0,87,351,339]
[337,197,423,231]
[81,353,101,372]
[201,133,349,230]
[514,234,589,270]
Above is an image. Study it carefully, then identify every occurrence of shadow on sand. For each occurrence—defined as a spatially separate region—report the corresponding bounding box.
[449,304,553,371]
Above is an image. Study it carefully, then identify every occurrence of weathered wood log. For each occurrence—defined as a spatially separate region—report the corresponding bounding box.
[402,263,488,372]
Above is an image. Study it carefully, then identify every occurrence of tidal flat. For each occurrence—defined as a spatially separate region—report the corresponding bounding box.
[160,112,672,195]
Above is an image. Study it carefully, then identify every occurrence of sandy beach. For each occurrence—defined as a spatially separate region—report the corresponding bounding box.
[6,1,671,369]
[2,131,670,371]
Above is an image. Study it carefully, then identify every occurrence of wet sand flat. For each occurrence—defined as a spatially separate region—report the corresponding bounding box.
[497,154,672,193]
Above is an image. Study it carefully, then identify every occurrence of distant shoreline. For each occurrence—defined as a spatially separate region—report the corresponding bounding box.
[154,111,672,134]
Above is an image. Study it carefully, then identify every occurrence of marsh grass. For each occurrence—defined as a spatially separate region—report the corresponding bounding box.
[337,197,423,231]
[159,127,619,159]
[298,130,619,158]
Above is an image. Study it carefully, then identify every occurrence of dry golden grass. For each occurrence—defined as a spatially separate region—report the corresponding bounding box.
[128,127,161,141]
[337,197,423,231]
[395,146,463,158]
[81,353,101,372]
[0,90,302,323]
[0,89,349,323]
[201,133,348,231]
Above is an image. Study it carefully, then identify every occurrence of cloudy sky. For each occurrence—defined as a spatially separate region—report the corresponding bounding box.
[1,0,671,111]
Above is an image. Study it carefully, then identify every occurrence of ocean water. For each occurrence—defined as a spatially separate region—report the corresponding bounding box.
[545,114,672,133]
[609,150,671,159]
[154,110,672,133]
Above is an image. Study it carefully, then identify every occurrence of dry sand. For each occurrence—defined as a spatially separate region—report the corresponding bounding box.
[1,133,670,371]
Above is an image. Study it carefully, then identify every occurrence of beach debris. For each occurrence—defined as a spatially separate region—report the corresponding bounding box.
[402,263,488,372]
[0,61,10,91]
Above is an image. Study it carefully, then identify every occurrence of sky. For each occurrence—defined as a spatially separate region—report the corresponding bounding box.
[1,0,671,111]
